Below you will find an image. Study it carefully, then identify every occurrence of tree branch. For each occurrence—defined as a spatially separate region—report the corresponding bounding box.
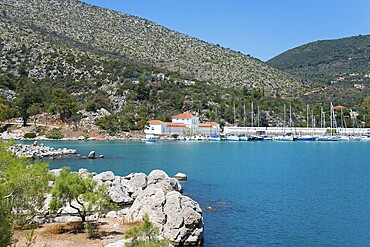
[69,200,83,219]
[2,185,20,200]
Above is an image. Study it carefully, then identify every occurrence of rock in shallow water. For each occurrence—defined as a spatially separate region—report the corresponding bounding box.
[88,150,96,159]
[174,172,187,180]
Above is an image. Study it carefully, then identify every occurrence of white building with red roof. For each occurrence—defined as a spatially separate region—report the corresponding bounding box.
[145,113,219,135]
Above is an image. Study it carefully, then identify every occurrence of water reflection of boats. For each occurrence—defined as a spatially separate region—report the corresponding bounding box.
[361,135,370,141]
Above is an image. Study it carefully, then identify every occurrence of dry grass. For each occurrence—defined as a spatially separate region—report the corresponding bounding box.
[44,222,84,235]
[121,217,142,227]
[14,218,129,247]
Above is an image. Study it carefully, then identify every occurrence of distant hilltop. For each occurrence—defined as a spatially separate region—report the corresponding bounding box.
[0,0,302,96]
[267,34,370,83]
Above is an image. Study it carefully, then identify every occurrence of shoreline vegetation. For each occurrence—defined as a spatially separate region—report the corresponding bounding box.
[1,140,204,246]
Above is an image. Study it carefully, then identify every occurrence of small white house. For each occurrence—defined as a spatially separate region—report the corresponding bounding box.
[145,120,166,135]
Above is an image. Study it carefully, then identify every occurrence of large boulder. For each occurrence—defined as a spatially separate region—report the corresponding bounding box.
[78,168,91,179]
[123,172,148,199]
[88,151,96,159]
[93,171,115,182]
[127,171,203,246]
[108,183,133,205]
[147,170,168,185]
[163,191,203,246]
[128,186,167,225]
[147,170,182,193]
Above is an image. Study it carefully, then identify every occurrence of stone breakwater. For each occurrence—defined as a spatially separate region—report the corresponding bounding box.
[8,142,77,159]
[45,169,204,246]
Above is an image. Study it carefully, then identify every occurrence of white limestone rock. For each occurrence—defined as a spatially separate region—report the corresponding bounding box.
[174,172,187,180]
[93,171,115,182]
[106,211,118,218]
[108,183,133,205]
[88,150,96,159]
[49,169,62,177]
[127,171,203,246]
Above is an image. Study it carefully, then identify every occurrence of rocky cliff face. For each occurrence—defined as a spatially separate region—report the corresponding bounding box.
[0,0,301,96]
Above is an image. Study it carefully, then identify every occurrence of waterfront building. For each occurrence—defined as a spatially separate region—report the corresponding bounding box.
[145,113,219,135]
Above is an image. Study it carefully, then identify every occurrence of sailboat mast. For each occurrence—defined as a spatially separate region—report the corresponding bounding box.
[243,104,246,127]
[257,105,260,128]
[283,103,286,134]
[330,102,333,136]
[289,105,292,127]
[233,103,236,126]
[251,102,254,128]
[306,104,309,128]
[311,109,314,128]
[312,109,315,135]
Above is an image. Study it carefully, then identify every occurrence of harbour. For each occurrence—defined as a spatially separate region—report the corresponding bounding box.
[224,126,370,135]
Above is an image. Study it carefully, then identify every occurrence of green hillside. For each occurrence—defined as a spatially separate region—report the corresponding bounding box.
[267,34,370,83]
[0,0,301,96]
[0,0,368,129]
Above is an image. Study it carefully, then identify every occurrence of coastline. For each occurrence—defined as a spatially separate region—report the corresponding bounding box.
[6,140,204,246]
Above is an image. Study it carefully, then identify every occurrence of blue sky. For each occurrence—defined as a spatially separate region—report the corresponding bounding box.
[81,0,369,61]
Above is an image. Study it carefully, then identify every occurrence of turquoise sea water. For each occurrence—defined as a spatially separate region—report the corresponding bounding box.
[23,140,370,246]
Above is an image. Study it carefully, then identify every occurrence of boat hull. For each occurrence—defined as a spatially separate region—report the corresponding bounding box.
[297,135,317,141]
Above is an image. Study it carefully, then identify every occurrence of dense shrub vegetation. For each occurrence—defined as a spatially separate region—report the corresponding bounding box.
[0,0,369,130]
[0,140,50,246]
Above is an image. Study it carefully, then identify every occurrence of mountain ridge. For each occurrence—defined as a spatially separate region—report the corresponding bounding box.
[267,34,370,82]
[0,0,302,96]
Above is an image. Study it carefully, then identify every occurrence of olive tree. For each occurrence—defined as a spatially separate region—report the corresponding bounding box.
[49,167,114,223]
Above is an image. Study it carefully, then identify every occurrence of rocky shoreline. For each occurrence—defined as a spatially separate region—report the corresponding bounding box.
[42,169,204,246]
[8,141,77,159]
[8,142,204,245]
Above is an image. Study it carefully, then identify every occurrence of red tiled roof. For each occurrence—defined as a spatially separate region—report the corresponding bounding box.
[332,105,346,110]
[201,122,218,126]
[172,113,197,119]
[148,120,164,125]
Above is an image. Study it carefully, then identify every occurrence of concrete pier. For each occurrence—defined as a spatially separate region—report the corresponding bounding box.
[224,127,370,136]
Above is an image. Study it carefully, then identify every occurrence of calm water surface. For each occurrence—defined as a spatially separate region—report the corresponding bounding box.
[24,140,370,246]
